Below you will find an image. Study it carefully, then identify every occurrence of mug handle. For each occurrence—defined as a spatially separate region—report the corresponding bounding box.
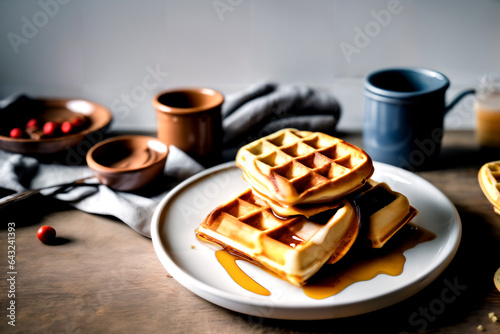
[445,88,476,114]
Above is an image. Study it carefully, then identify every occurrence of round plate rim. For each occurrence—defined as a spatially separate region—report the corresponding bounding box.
[151,161,462,320]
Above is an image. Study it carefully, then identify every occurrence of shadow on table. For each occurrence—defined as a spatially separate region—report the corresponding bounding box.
[231,206,499,334]
[338,130,500,172]
[437,145,500,171]
[0,192,74,230]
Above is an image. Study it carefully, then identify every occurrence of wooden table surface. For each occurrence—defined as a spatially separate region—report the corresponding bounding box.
[1,130,500,334]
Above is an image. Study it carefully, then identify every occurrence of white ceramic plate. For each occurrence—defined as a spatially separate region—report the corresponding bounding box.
[151,161,461,320]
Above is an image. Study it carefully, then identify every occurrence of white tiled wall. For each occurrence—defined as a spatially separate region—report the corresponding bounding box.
[1,0,499,132]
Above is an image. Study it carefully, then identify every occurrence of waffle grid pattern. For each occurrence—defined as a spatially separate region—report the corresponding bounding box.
[237,129,373,205]
[355,180,416,248]
[485,162,500,193]
[204,189,337,253]
[479,161,500,214]
[198,188,360,285]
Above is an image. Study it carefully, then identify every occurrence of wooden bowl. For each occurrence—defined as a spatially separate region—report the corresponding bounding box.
[86,135,168,191]
[0,97,112,154]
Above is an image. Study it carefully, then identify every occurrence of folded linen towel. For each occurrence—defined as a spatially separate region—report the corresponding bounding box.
[0,83,341,237]
[222,82,341,147]
[0,146,204,237]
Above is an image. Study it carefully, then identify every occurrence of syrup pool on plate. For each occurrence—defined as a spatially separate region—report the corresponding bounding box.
[208,224,435,299]
[215,250,271,296]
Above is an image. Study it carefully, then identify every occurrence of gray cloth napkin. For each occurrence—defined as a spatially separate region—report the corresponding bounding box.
[0,83,341,238]
[0,146,204,238]
[222,82,341,147]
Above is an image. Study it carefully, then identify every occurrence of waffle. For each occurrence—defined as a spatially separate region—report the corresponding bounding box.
[495,267,500,292]
[354,180,418,248]
[196,189,360,286]
[254,177,418,248]
[478,161,500,215]
[250,184,344,218]
[236,129,374,206]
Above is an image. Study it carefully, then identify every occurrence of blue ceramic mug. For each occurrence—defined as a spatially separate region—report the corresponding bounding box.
[363,67,474,170]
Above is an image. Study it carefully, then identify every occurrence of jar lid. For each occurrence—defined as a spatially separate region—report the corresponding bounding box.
[477,74,500,100]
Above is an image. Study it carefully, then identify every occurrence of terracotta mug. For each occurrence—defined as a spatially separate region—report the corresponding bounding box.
[153,88,224,165]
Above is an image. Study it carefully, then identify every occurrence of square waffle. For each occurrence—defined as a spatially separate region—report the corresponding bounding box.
[236,128,374,206]
[196,189,360,286]
[250,184,344,218]
[354,180,418,248]
[478,160,500,215]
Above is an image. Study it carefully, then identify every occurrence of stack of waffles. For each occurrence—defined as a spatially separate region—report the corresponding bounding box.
[478,160,500,215]
[197,129,418,286]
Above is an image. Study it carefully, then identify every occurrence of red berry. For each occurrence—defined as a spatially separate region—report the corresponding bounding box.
[61,121,73,134]
[26,118,39,129]
[9,128,24,139]
[37,226,56,244]
[43,122,59,136]
[71,116,85,128]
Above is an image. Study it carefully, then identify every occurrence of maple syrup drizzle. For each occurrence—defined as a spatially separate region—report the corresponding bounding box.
[215,250,271,296]
[203,224,436,299]
[195,231,273,296]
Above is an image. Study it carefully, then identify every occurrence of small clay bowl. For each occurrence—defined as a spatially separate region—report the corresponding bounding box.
[0,98,112,155]
[86,135,168,191]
